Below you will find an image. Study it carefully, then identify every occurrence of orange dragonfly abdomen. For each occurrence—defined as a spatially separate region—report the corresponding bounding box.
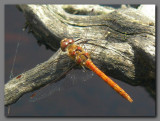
[85,59,133,103]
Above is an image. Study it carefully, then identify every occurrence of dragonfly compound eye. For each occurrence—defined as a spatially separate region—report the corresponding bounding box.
[60,41,69,52]
[61,38,74,52]
[68,39,74,44]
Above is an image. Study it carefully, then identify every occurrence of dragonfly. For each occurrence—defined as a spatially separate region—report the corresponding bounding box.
[60,38,133,103]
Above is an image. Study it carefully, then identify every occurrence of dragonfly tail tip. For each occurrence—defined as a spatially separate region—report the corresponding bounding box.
[128,98,133,103]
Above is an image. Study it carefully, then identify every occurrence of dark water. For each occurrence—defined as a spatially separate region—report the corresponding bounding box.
[5,5,155,117]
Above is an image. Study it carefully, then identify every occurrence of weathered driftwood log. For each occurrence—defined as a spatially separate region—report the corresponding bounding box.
[5,5,155,106]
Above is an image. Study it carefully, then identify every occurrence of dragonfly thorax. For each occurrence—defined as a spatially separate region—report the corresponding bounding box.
[60,38,74,52]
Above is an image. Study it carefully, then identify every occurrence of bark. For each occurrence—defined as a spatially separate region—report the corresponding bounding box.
[5,5,155,106]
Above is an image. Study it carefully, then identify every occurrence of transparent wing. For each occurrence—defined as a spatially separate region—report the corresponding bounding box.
[29,67,94,102]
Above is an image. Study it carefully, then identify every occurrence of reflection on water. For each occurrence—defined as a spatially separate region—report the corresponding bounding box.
[5,5,155,116]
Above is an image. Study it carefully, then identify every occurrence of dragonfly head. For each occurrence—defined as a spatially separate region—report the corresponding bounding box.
[60,38,74,52]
